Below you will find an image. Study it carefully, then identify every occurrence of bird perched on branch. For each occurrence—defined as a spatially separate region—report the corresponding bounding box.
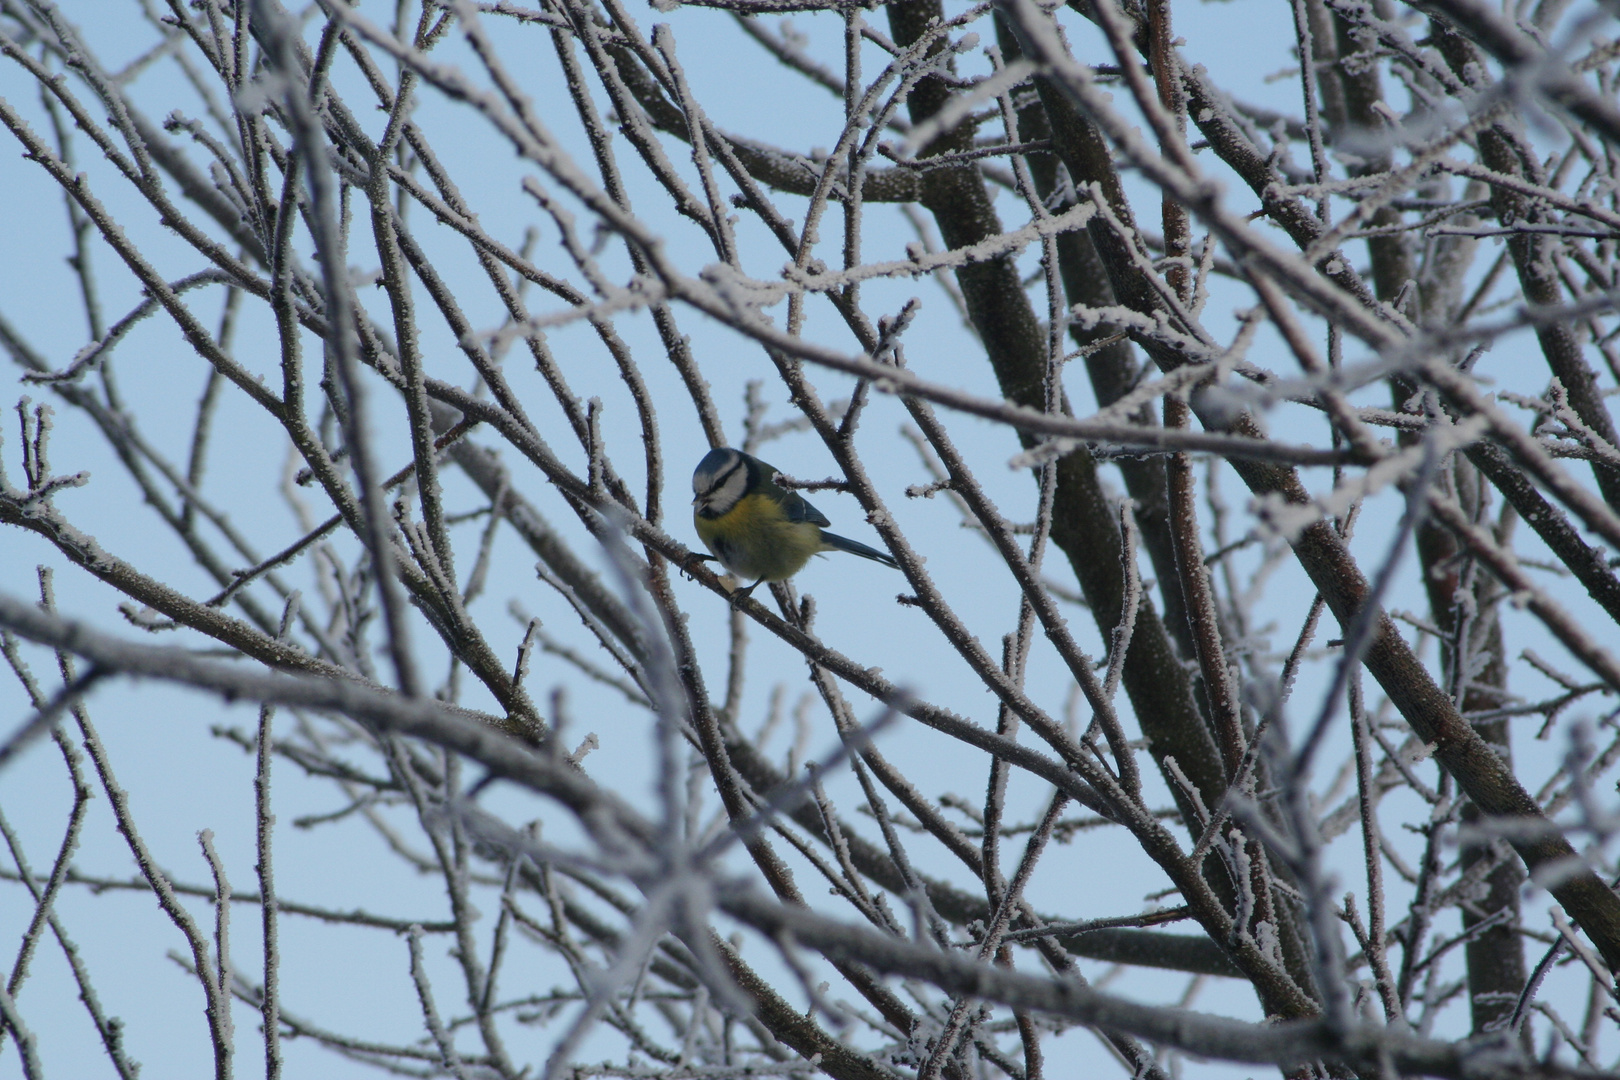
[691,447,897,597]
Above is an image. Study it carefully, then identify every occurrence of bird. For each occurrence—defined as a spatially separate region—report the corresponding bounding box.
[691,447,897,597]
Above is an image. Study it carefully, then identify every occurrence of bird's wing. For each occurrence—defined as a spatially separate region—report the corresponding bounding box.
[782,490,831,527]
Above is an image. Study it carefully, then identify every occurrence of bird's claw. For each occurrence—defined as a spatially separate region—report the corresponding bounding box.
[679,552,716,581]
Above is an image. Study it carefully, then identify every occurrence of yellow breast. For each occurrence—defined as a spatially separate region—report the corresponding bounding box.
[695,493,825,582]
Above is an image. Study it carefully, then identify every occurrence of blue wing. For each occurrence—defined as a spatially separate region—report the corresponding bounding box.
[781,490,831,527]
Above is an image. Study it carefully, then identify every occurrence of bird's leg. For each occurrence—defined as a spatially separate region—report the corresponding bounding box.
[732,578,764,603]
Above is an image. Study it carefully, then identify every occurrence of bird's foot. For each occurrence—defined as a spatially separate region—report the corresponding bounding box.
[679,552,717,581]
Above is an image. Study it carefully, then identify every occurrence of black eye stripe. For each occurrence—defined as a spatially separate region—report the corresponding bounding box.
[703,458,743,497]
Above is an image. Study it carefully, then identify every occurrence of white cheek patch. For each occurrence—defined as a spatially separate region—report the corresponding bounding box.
[708,465,749,515]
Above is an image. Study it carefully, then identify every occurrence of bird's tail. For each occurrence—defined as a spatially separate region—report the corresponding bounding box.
[819,531,898,568]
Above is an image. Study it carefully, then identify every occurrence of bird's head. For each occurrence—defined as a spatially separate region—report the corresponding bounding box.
[692,447,752,519]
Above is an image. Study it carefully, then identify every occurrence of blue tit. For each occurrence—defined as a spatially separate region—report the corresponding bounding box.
[691,447,897,595]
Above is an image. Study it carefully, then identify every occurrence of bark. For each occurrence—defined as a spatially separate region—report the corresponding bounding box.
[1018,7,1620,978]
[883,0,1227,835]
[1429,21,1620,514]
